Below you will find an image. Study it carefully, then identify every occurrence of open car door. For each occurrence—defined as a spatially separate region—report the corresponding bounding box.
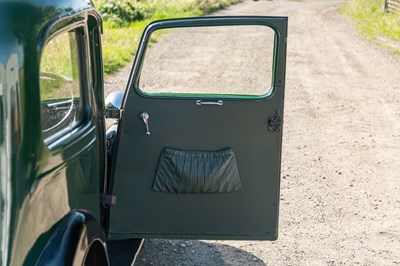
[108,16,287,240]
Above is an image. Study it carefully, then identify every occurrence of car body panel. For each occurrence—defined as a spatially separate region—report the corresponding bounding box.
[0,0,106,264]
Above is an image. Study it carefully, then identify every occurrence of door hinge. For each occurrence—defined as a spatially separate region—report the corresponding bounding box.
[105,109,123,119]
[101,193,117,206]
[268,110,283,132]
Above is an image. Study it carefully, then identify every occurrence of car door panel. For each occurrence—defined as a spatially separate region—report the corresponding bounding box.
[108,17,287,240]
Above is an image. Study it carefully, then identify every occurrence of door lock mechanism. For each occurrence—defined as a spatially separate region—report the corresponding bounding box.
[268,110,282,132]
[140,112,150,135]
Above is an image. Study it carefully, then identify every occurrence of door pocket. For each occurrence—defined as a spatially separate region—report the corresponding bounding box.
[153,148,242,194]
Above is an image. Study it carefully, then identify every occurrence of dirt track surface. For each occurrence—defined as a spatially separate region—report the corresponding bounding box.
[105,0,400,264]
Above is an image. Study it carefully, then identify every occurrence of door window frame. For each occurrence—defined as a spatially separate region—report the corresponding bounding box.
[38,17,92,149]
[128,17,285,101]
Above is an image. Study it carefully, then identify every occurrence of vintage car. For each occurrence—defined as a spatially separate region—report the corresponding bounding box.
[0,0,287,265]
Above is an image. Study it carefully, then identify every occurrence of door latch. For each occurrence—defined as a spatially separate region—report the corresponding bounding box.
[268,110,283,132]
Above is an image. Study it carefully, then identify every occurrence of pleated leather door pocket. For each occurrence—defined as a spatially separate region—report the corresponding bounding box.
[152,148,242,194]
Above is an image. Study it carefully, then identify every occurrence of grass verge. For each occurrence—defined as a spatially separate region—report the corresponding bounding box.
[341,0,400,54]
[94,0,245,75]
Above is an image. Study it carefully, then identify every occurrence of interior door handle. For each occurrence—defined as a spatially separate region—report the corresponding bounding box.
[196,100,223,106]
[140,112,150,135]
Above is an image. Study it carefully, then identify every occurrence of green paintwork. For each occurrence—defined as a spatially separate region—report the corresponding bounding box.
[109,17,287,240]
[0,0,106,264]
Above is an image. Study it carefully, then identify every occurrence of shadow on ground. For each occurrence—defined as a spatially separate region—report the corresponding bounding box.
[135,239,266,266]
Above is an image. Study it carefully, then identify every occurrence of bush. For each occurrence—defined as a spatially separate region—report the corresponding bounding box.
[98,0,153,27]
[193,0,244,14]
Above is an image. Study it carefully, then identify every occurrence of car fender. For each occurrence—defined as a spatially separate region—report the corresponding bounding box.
[35,210,108,266]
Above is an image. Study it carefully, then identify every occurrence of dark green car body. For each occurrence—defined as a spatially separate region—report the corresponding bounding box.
[0,0,287,264]
[0,0,108,264]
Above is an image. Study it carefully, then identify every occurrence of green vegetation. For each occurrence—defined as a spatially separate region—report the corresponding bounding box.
[93,0,244,74]
[341,0,400,54]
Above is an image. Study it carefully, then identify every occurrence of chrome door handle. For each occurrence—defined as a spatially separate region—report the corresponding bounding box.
[140,112,150,135]
[196,100,223,106]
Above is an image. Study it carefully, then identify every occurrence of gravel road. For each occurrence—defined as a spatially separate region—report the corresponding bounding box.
[105,0,400,264]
